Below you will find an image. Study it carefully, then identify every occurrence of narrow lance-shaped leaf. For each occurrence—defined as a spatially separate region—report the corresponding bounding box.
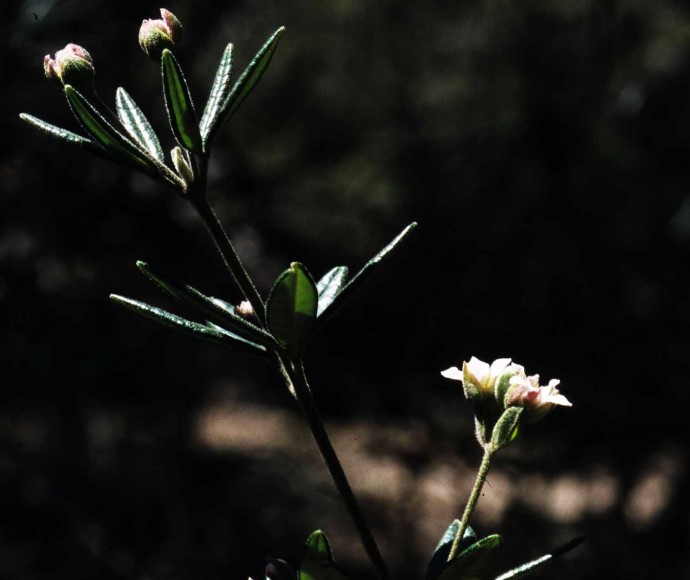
[200,42,233,146]
[426,522,477,580]
[161,49,203,153]
[64,85,158,174]
[267,262,317,358]
[116,87,165,162]
[316,266,349,317]
[437,535,502,580]
[19,113,102,151]
[136,260,277,348]
[110,294,266,353]
[493,537,586,580]
[299,530,349,580]
[315,222,418,326]
[205,27,285,145]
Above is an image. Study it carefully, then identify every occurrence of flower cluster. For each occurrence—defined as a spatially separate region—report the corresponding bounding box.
[442,356,571,425]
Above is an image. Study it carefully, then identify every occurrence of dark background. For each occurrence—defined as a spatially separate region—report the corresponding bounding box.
[2,1,689,579]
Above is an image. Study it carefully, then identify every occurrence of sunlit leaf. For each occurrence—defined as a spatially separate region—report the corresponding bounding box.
[110,294,266,353]
[316,266,349,317]
[426,522,477,580]
[116,87,165,162]
[267,262,317,358]
[64,85,158,173]
[205,27,285,145]
[493,537,585,580]
[437,535,502,580]
[136,260,276,348]
[299,530,349,580]
[200,42,234,147]
[161,49,203,153]
[19,113,101,151]
[315,222,417,327]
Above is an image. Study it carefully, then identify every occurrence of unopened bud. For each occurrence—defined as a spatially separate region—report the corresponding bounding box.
[139,8,182,59]
[44,44,95,92]
[171,146,194,186]
[235,300,254,318]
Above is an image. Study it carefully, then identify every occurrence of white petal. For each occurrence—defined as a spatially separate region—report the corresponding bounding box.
[489,358,512,379]
[441,367,463,381]
[467,357,490,382]
[541,392,572,407]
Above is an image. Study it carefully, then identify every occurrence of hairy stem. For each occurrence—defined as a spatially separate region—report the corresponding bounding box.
[448,445,494,561]
[289,359,390,580]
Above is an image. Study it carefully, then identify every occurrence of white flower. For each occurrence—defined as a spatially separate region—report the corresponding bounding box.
[442,356,520,401]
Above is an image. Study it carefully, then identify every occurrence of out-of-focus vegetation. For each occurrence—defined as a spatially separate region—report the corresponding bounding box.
[2,0,689,578]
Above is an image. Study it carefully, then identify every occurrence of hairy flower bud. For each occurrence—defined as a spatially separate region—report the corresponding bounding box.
[139,8,183,59]
[235,300,254,318]
[44,44,94,92]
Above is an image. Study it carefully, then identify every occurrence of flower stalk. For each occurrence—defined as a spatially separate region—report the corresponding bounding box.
[448,444,495,562]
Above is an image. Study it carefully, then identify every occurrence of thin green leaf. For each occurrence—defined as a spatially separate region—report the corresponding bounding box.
[64,85,158,173]
[206,27,285,145]
[315,222,418,327]
[267,262,318,358]
[200,42,234,146]
[161,49,203,153]
[19,113,102,152]
[299,530,349,580]
[437,535,502,580]
[316,266,349,317]
[110,294,266,353]
[136,260,276,348]
[493,537,585,580]
[426,522,477,580]
[116,87,165,162]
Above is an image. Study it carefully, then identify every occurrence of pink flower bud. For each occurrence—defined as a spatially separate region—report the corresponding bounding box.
[505,373,572,423]
[235,300,254,318]
[43,44,94,91]
[139,8,183,59]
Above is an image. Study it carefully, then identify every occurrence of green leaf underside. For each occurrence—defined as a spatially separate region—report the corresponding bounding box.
[426,522,477,580]
[299,530,349,580]
[110,294,265,352]
[64,85,156,172]
[161,49,203,153]
[200,42,234,146]
[136,261,274,347]
[206,27,285,144]
[494,537,585,580]
[267,262,317,357]
[316,222,417,326]
[19,113,100,149]
[316,266,349,317]
[437,535,502,580]
[116,87,165,162]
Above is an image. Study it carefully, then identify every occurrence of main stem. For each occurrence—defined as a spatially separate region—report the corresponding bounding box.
[290,359,390,580]
[191,192,388,578]
[191,193,266,324]
[448,445,494,561]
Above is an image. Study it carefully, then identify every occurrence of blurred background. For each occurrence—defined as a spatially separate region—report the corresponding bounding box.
[2,0,689,578]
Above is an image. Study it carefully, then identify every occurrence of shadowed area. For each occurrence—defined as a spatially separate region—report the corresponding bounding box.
[2,1,689,579]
